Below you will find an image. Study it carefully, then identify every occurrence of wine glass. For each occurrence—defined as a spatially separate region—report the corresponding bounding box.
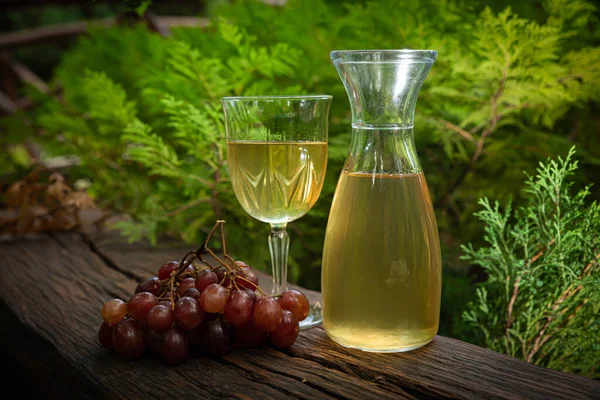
[221,95,332,329]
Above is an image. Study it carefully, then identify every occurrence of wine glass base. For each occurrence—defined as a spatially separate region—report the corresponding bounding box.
[299,302,322,330]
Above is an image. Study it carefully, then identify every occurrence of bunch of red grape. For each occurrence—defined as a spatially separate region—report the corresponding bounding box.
[97,222,309,365]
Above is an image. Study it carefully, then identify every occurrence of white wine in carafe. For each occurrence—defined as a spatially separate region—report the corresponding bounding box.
[322,172,441,352]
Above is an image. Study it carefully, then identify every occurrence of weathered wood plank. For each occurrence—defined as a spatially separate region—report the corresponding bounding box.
[0,233,324,399]
[0,232,598,399]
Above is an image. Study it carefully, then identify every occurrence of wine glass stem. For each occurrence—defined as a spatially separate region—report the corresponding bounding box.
[268,223,289,295]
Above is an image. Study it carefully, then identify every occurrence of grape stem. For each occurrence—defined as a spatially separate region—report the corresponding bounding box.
[235,275,267,297]
[219,221,228,256]
[156,249,197,309]
[153,220,274,309]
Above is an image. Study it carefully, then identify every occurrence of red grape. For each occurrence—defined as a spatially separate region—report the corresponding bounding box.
[253,297,283,332]
[195,270,218,292]
[237,267,259,290]
[224,290,253,327]
[269,310,299,349]
[189,313,219,345]
[235,261,249,268]
[147,304,173,333]
[174,297,203,330]
[278,290,310,322]
[178,277,196,296]
[158,300,172,308]
[158,261,179,280]
[182,288,201,301]
[113,319,145,360]
[162,328,190,365]
[128,292,158,322]
[197,319,231,356]
[214,267,227,284]
[135,277,160,295]
[244,288,257,303]
[223,267,259,290]
[146,328,164,353]
[98,322,115,351]
[101,298,127,325]
[200,283,228,313]
[234,320,267,348]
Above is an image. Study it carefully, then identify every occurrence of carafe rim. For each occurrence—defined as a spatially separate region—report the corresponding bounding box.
[331,49,437,64]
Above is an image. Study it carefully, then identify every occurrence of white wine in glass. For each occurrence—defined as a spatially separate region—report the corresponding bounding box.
[222,95,332,329]
[227,141,328,224]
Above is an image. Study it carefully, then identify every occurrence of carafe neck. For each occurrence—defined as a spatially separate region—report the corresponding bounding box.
[331,50,436,175]
[331,50,436,126]
[344,125,420,174]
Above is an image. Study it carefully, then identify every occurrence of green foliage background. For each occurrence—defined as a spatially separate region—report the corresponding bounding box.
[1,0,599,376]
[462,148,599,377]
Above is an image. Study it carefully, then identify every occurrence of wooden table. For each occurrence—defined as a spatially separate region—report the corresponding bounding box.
[1,232,598,399]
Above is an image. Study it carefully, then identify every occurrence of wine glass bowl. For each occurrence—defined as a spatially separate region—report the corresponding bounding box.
[226,140,328,225]
[222,95,332,329]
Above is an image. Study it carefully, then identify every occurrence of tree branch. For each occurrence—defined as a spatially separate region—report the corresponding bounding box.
[166,197,210,217]
[0,90,18,113]
[0,52,49,93]
[580,252,599,277]
[525,252,599,362]
[440,119,474,142]
[0,17,208,50]
[505,239,555,340]
[144,11,171,37]
[528,299,588,363]
[435,63,509,209]
[471,74,505,165]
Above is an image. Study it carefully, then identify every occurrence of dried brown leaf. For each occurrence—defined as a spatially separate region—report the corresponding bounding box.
[1,168,97,236]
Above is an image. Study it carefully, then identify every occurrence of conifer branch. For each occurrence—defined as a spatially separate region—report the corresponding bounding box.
[436,70,508,209]
[462,147,599,376]
[506,239,555,339]
[440,119,475,142]
[166,198,210,217]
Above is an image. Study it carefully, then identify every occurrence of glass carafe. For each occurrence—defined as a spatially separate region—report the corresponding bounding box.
[322,50,441,352]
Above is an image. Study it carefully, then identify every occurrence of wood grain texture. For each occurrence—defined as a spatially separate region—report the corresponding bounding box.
[0,232,598,399]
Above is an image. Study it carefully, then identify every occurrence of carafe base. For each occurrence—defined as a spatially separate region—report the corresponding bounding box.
[325,329,435,353]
